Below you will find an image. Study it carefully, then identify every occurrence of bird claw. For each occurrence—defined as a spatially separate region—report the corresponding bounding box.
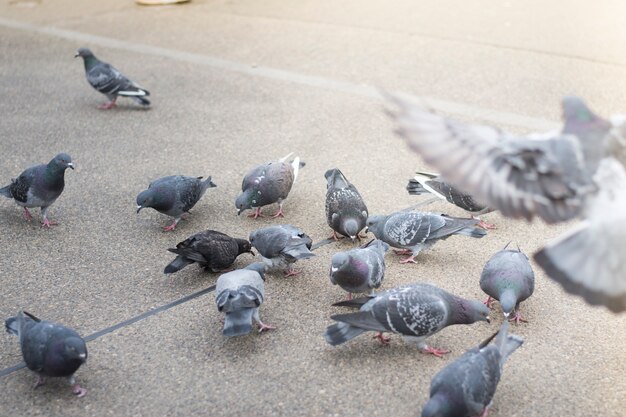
[257,322,276,333]
[421,346,451,358]
[330,231,344,241]
[508,311,528,324]
[72,385,87,397]
[98,101,116,109]
[271,209,285,218]
[163,223,178,232]
[22,208,33,221]
[477,220,496,230]
[247,208,264,219]
[399,256,417,264]
[483,296,494,309]
[283,269,301,277]
[41,219,58,228]
[33,376,45,389]
[373,332,391,345]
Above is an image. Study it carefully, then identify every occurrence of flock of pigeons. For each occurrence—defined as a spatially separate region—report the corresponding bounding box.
[1,47,623,416]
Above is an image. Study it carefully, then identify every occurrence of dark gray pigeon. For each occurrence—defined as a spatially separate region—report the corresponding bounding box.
[480,243,535,324]
[5,311,88,397]
[164,229,254,274]
[0,153,74,228]
[235,153,303,218]
[421,322,523,417]
[387,94,614,224]
[366,211,487,264]
[249,224,315,277]
[535,157,626,313]
[75,47,150,109]
[325,283,490,356]
[215,263,274,337]
[136,175,216,231]
[330,239,388,299]
[407,171,495,229]
[325,168,369,240]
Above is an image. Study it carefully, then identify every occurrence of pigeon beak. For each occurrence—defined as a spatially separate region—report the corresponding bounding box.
[136,205,144,214]
[364,227,369,233]
[78,353,86,360]
[486,316,491,324]
[249,250,256,256]
[74,53,80,58]
[330,267,338,273]
[237,209,242,216]
[503,311,510,318]
[67,162,75,170]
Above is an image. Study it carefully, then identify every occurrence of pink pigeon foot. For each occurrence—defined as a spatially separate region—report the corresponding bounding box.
[41,218,58,228]
[477,219,496,230]
[283,268,301,277]
[271,205,285,218]
[22,207,33,221]
[421,346,451,358]
[257,321,276,333]
[330,230,344,241]
[345,292,353,301]
[399,255,417,264]
[163,223,178,232]
[508,311,528,324]
[483,296,494,309]
[373,332,391,345]
[72,384,87,397]
[479,406,490,417]
[247,207,264,218]
[33,376,45,389]
[98,100,117,109]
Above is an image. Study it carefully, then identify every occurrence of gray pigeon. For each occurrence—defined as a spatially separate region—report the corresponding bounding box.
[249,224,315,277]
[407,171,495,229]
[164,229,254,274]
[235,153,303,218]
[422,322,523,417]
[387,94,616,224]
[366,211,487,264]
[5,311,88,397]
[75,47,150,109]
[480,243,535,324]
[136,175,216,231]
[330,239,389,299]
[535,157,626,313]
[215,263,274,337]
[0,153,74,228]
[324,283,491,356]
[325,168,369,241]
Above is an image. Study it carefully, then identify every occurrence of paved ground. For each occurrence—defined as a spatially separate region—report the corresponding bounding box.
[1,1,625,416]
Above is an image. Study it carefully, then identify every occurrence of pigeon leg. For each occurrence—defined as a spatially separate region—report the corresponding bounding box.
[484,296,494,309]
[508,310,528,324]
[163,218,180,232]
[247,207,264,219]
[420,345,451,358]
[399,255,417,264]
[283,267,301,277]
[346,292,353,301]
[22,207,33,221]
[72,384,87,397]
[33,375,46,389]
[271,203,285,218]
[40,207,58,228]
[253,310,276,333]
[330,230,344,240]
[98,97,117,109]
[373,332,391,345]
[475,217,497,230]
[478,406,490,417]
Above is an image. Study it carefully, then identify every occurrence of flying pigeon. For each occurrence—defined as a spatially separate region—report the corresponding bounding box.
[386,94,622,224]
[215,263,274,336]
[0,153,74,228]
[325,283,491,356]
[407,171,495,229]
[366,211,487,264]
[136,175,216,231]
[421,322,523,417]
[5,311,88,397]
[235,153,304,218]
[330,239,388,299]
[534,157,626,313]
[75,47,150,109]
[249,224,315,277]
[325,168,369,240]
[164,229,254,274]
[480,243,535,323]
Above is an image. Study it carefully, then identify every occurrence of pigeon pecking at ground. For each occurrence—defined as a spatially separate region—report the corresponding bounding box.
[249,224,315,277]
[0,153,74,228]
[324,168,369,240]
[407,171,495,229]
[366,211,487,264]
[325,283,490,356]
[421,322,523,417]
[136,175,216,231]
[164,229,254,274]
[480,242,535,324]
[235,153,304,219]
[215,263,274,337]
[5,311,88,397]
[329,239,388,300]
[75,47,150,109]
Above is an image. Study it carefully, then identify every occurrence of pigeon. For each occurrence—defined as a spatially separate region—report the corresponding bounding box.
[5,311,88,397]
[235,153,304,218]
[75,47,150,109]
[366,211,487,264]
[421,322,523,417]
[480,242,535,324]
[407,171,495,229]
[0,153,74,228]
[215,263,274,336]
[325,168,369,240]
[249,224,315,277]
[330,239,389,299]
[136,175,217,231]
[164,230,254,274]
[325,283,491,356]
[534,157,626,313]
[386,94,622,224]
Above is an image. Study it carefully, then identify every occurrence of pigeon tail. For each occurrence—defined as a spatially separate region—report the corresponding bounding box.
[332,296,373,308]
[454,226,488,238]
[164,256,194,274]
[223,309,255,337]
[494,322,523,366]
[5,316,18,335]
[0,185,11,198]
[406,178,429,195]
[201,176,218,190]
[324,322,367,346]
[130,96,151,106]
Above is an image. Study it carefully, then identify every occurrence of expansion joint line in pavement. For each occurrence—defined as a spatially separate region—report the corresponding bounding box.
[0,198,438,378]
[0,17,559,132]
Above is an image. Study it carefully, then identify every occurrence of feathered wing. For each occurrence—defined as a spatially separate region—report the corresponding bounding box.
[3,167,37,203]
[383,212,446,246]
[387,94,595,223]
[88,62,149,100]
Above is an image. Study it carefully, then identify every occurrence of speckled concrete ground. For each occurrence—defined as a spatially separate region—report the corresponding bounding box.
[0,1,625,416]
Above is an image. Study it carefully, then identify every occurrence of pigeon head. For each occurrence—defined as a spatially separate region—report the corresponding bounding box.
[136,188,172,213]
[562,96,597,123]
[341,217,361,241]
[245,262,267,280]
[330,252,349,273]
[454,299,491,325]
[49,153,74,171]
[365,215,385,239]
[235,238,254,256]
[74,47,95,59]
[235,189,255,215]
[499,289,517,317]
[421,393,454,417]
[62,336,88,364]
